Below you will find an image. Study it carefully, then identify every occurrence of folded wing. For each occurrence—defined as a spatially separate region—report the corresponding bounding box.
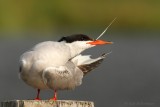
[42,61,83,90]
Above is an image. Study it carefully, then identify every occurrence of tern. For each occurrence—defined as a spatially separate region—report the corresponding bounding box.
[19,34,112,100]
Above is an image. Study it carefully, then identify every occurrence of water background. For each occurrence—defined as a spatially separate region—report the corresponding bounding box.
[0,32,160,107]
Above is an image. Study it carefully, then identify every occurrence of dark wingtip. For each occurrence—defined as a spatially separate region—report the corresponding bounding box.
[101,53,107,57]
[78,53,107,76]
[101,51,112,58]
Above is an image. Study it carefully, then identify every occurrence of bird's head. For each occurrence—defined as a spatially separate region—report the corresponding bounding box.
[58,34,112,56]
[58,34,112,48]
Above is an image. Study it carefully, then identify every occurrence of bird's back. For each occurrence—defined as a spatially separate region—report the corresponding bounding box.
[21,41,71,68]
[32,41,71,66]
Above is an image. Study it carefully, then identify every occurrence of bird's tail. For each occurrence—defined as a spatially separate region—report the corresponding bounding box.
[71,53,109,75]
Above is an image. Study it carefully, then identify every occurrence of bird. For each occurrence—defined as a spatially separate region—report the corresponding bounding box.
[19,34,112,100]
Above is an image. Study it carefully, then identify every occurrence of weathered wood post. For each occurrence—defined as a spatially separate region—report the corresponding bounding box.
[1,100,94,107]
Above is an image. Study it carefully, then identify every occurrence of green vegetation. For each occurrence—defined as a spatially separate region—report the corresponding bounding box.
[0,0,160,33]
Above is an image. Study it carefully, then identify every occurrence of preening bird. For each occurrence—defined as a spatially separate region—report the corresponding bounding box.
[19,34,112,100]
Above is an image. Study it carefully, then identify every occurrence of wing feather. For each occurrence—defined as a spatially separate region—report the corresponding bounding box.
[72,53,107,75]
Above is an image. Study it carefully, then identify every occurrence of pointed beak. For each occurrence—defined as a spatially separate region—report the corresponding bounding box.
[87,40,113,45]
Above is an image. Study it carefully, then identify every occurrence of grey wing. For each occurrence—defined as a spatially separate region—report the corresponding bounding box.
[42,61,83,90]
[72,53,107,76]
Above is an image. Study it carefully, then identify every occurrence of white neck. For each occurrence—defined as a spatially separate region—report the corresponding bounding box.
[66,41,94,58]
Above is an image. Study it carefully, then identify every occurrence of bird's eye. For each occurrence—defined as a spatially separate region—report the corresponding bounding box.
[81,37,85,41]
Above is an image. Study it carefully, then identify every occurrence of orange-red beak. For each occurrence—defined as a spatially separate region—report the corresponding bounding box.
[87,40,113,45]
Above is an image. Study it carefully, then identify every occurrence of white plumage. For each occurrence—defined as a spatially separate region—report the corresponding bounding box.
[19,34,112,100]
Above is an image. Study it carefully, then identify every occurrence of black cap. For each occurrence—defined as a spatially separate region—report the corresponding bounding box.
[58,34,93,43]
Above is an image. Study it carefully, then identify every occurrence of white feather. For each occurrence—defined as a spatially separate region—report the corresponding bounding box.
[96,17,117,40]
[19,41,91,90]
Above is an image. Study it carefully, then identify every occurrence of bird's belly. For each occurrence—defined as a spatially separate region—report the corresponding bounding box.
[20,70,48,89]
[48,77,76,90]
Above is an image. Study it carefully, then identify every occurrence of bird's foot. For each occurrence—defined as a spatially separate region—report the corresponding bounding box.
[49,97,57,101]
[49,90,57,100]
[34,89,41,100]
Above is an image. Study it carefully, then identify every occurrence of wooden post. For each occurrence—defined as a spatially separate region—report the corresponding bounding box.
[1,100,94,107]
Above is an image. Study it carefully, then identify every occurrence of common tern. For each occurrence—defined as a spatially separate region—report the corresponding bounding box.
[19,34,112,100]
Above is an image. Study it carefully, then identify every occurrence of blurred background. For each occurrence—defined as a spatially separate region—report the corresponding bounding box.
[0,0,160,107]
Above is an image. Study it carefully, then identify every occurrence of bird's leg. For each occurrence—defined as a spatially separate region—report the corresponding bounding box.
[50,90,57,100]
[34,89,41,100]
[54,90,57,100]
